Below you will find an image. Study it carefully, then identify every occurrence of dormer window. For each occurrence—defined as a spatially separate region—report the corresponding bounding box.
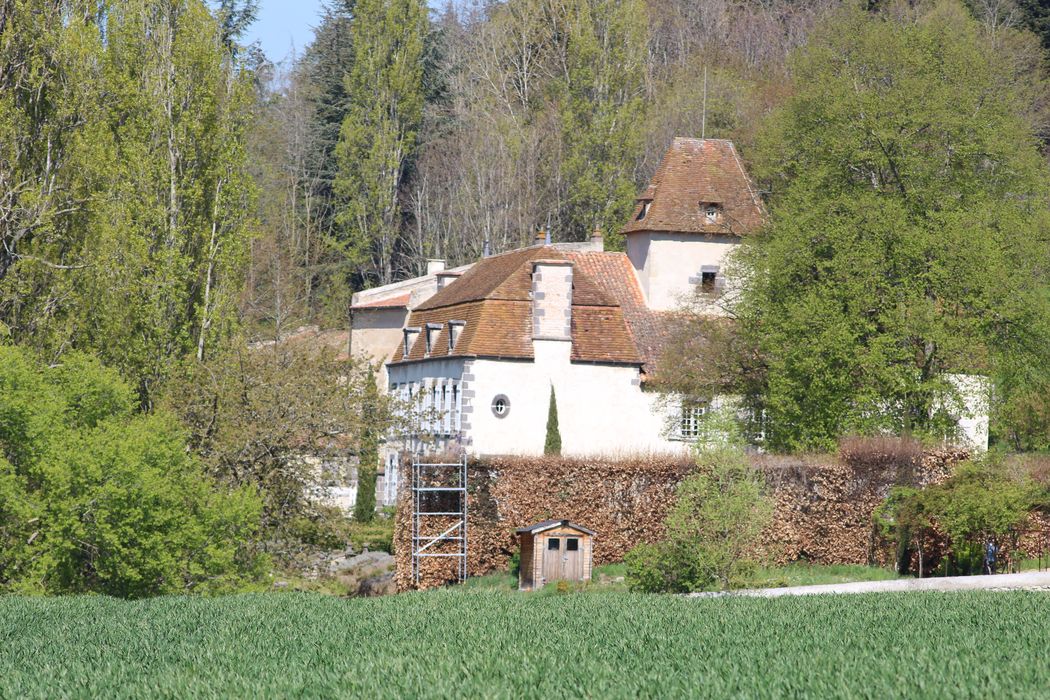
[402,327,421,359]
[636,200,652,221]
[702,203,721,223]
[448,320,466,352]
[424,323,442,356]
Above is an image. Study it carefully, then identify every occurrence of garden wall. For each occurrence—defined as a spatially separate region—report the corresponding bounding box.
[394,449,967,590]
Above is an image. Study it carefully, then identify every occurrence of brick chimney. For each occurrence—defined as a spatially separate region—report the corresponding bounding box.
[531,260,573,341]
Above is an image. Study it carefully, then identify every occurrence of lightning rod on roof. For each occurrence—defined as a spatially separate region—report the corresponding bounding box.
[701,65,707,140]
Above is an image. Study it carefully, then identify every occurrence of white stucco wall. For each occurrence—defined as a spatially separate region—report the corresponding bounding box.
[467,342,687,457]
[945,373,989,452]
[626,232,739,311]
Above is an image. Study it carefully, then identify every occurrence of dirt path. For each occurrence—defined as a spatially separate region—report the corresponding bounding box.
[688,570,1050,598]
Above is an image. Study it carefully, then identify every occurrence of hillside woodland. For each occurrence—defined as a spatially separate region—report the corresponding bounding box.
[4,0,1050,594]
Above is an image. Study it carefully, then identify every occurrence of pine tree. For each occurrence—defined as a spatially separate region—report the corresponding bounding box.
[544,386,562,455]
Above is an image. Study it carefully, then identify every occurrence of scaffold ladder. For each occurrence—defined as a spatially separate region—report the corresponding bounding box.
[411,455,468,585]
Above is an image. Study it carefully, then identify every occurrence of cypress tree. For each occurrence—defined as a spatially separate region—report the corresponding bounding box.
[354,374,381,522]
[544,386,562,455]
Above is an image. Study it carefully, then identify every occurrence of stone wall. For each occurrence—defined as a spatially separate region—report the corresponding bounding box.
[394,450,968,591]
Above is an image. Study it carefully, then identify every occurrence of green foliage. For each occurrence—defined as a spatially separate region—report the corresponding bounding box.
[0,345,265,597]
[734,2,1050,451]
[557,0,648,248]
[627,439,772,592]
[4,592,1050,696]
[162,343,395,563]
[335,0,427,284]
[354,372,382,523]
[0,0,257,406]
[876,457,1045,575]
[544,386,561,456]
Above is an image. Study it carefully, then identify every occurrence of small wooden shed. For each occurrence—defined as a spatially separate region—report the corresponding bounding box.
[516,520,595,591]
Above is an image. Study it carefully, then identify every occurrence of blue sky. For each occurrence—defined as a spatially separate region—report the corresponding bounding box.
[243,1,328,63]
[243,1,445,63]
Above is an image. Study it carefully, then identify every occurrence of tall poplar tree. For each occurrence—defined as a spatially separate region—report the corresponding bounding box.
[558,0,648,249]
[335,0,426,285]
[0,0,257,407]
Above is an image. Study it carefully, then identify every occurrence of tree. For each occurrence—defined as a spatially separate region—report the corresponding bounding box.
[876,458,1042,575]
[0,0,258,407]
[730,2,1050,451]
[162,337,396,564]
[0,345,264,597]
[626,421,772,592]
[544,386,562,455]
[354,372,381,522]
[557,0,649,248]
[335,0,427,285]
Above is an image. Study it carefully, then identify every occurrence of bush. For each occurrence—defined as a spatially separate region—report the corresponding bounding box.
[627,420,772,592]
[0,345,267,597]
[875,457,1046,576]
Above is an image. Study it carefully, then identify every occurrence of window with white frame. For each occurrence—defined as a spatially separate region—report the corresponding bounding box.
[679,402,708,440]
[424,323,442,356]
[636,200,652,221]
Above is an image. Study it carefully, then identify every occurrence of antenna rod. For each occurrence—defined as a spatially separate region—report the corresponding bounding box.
[702,66,707,139]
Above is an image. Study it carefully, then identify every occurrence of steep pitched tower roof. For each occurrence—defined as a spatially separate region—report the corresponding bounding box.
[622,138,764,237]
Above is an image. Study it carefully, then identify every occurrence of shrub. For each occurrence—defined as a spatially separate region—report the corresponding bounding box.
[0,345,266,597]
[627,425,772,592]
[875,457,1046,576]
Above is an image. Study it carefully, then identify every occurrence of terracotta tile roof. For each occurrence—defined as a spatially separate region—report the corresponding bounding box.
[351,292,412,309]
[391,247,640,366]
[623,138,764,237]
[414,246,615,311]
[567,251,673,379]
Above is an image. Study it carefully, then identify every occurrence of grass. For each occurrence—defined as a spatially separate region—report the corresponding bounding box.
[2,590,1049,698]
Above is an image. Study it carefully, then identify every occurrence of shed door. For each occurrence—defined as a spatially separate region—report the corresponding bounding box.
[563,537,582,580]
[541,534,584,582]
[542,537,562,582]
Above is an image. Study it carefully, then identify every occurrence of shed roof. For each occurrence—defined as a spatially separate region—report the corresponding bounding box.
[516,519,596,536]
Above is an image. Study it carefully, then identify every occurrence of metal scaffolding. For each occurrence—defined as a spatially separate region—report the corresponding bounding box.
[411,455,468,585]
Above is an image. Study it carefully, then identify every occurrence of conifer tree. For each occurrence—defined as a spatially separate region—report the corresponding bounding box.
[544,386,562,456]
[354,372,381,522]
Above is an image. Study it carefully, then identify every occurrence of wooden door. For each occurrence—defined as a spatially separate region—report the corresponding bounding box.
[563,536,582,580]
[541,536,562,582]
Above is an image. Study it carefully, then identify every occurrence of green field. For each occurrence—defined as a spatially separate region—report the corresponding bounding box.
[2,591,1048,698]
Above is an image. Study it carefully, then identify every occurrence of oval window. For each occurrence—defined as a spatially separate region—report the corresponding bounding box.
[491,394,510,418]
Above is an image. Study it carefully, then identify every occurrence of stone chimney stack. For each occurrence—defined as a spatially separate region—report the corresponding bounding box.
[535,229,547,245]
[531,260,573,342]
[590,226,604,252]
[426,259,446,275]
